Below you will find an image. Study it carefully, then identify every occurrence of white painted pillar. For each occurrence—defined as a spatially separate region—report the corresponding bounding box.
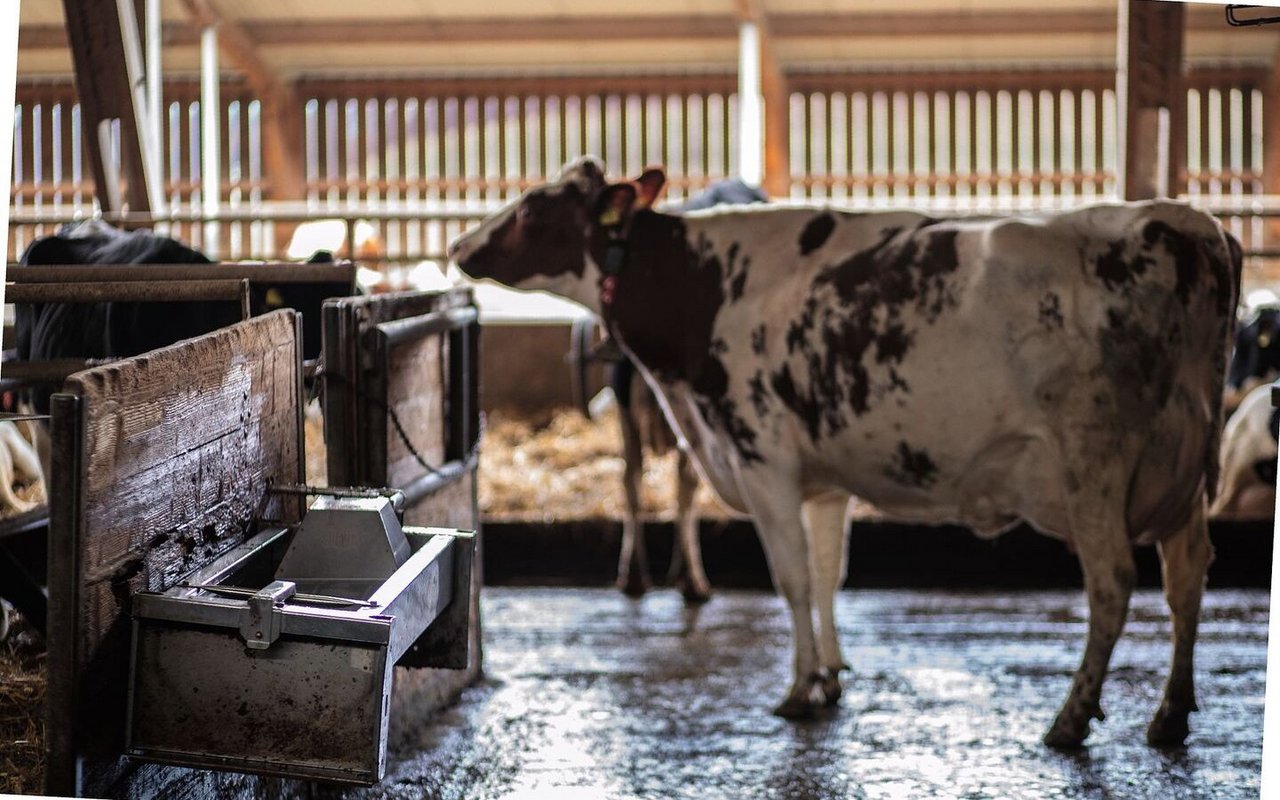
[737,21,763,186]
[146,0,162,162]
[201,25,220,257]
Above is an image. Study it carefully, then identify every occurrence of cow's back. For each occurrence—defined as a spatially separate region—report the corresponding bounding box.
[684,201,1238,543]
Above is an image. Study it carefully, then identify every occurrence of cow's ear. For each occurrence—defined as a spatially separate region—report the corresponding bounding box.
[634,167,667,210]
[594,182,638,228]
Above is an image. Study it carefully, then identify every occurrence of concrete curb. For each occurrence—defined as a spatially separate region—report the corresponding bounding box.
[482,518,1273,590]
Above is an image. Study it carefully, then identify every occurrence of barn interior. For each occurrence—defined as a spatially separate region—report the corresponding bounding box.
[1,1,1277,798]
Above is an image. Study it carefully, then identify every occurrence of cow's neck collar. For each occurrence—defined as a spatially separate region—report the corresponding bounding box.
[595,216,632,309]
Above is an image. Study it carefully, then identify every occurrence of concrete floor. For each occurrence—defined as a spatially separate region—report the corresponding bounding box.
[353,587,1267,800]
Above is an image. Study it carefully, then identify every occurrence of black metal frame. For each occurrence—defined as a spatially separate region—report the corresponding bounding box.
[44,392,86,797]
[1226,5,1280,26]
[321,290,480,672]
[322,291,480,497]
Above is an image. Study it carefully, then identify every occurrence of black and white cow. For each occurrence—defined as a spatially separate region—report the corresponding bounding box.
[1211,382,1278,520]
[1223,305,1280,416]
[450,158,1240,749]
[15,220,350,411]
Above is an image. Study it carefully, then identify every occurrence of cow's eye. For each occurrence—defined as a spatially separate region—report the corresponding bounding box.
[517,205,533,221]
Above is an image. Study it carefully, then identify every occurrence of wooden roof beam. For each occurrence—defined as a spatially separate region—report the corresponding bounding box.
[60,0,163,215]
[177,0,305,202]
[16,6,1245,51]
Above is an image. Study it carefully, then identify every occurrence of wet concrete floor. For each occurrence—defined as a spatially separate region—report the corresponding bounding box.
[355,587,1267,799]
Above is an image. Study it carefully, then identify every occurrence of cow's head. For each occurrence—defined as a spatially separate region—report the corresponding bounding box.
[448,157,666,311]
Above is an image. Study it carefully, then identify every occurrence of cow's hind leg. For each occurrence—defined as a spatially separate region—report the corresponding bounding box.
[616,405,651,597]
[743,478,823,719]
[1147,499,1213,746]
[1045,482,1136,749]
[669,449,711,604]
[802,491,851,706]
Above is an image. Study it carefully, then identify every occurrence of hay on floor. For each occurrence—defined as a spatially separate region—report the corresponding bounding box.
[0,615,44,796]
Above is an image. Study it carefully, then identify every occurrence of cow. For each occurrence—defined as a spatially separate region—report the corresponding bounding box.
[611,179,769,602]
[1211,382,1277,520]
[449,157,1240,749]
[1224,303,1280,416]
[14,220,353,482]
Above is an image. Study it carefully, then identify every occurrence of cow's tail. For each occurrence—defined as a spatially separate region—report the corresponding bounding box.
[1205,229,1245,505]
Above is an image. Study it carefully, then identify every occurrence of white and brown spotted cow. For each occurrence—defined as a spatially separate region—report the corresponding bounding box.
[1211,382,1277,520]
[450,157,1240,749]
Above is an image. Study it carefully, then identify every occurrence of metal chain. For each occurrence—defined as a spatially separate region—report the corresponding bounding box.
[313,360,444,478]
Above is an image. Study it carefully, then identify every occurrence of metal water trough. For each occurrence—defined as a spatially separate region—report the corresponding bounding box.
[125,489,475,785]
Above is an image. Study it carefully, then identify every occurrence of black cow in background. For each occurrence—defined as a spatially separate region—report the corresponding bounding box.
[15,221,239,414]
[607,178,767,601]
[15,220,350,414]
[1224,304,1280,416]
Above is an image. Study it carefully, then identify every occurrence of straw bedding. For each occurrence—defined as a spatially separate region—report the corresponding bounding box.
[0,616,44,795]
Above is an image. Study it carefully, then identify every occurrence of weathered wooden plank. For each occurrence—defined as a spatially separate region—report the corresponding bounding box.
[386,333,447,489]
[47,310,304,796]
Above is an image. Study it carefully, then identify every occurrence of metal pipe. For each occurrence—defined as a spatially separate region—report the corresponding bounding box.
[5,262,357,285]
[14,195,1280,226]
[397,458,471,507]
[374,306,478,349]
[201,25,220,257]
[6,278,249,305]
[0,359,118,383]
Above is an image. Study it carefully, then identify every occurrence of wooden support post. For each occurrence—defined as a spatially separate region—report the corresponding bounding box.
[1264,44,1280,248]
[1117,0,1186,200]
[61,0,164,214]
[735,0,789,198]
[1,1,17,274]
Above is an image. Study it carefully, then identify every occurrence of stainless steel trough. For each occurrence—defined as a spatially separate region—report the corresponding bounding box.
[125,491,474,785]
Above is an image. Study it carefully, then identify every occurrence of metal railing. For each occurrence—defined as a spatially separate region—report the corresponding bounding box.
[7,195,1280,274]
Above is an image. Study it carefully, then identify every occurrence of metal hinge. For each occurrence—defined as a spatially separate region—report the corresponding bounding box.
[238,580,296,650]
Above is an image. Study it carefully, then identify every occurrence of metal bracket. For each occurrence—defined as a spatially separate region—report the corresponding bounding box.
[238,580,297,650]
[1227,5,1280,26]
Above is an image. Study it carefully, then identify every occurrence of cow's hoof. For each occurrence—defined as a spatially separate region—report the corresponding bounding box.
[1146,705,1191,747]
[617,574,650,598]
[772,695,818,720]
[1043,724,1088,751]
[677,579,712,606]
[819,672,843,707]
[1043,710,1094,750]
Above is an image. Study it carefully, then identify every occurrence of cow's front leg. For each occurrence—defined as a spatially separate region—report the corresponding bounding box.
[743,476,823,718]
[1045,487,1136,749]
[616,405,651,597]
[669,449,712,604]
[1147,499,1212,746]
[802,491,852,706]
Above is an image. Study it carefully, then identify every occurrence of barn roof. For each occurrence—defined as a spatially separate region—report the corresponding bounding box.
[15,0,1280,81]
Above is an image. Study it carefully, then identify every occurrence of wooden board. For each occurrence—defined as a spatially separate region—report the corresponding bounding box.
[386,332,448,490]
[45,310,305,797]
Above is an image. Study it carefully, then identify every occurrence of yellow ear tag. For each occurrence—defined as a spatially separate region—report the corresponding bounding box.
[599,208,622,227]
[265,287,285,308]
